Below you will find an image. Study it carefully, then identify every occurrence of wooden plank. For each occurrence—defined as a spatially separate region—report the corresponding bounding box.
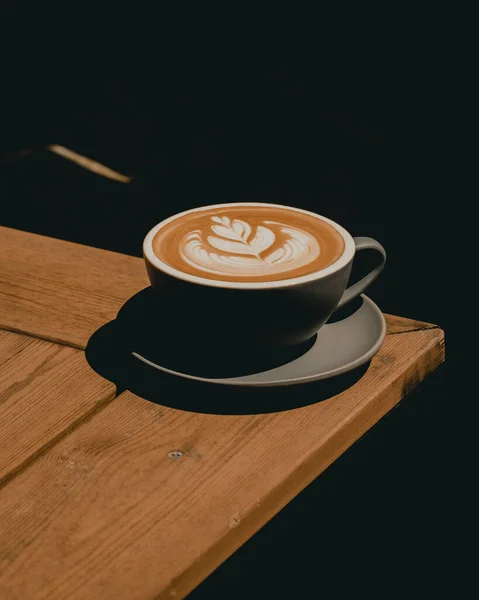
[0,329,115,485]
[1,226,435,349]
[0,327,444,600]
[0,226,148,349]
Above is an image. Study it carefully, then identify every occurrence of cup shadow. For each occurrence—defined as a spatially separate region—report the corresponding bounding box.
[85,288,370,415]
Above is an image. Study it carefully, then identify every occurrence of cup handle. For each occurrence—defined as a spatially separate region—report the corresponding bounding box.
[337,237,386,309]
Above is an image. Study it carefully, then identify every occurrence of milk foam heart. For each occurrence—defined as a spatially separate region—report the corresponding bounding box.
[152,205,345,283]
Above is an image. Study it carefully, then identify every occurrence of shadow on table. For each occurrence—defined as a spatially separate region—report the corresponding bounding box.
[85,289,369,415]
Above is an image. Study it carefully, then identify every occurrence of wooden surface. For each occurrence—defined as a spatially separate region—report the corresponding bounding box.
[0,226,148,349]
[0,329,115,485]
[0,226,445,599]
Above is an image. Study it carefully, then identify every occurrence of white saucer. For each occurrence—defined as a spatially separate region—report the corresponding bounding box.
[132,295,386,387]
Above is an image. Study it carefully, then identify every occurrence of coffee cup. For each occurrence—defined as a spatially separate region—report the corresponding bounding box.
[142,202,385,374]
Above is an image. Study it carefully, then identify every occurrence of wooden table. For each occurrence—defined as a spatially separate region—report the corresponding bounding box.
[0,225,445,600]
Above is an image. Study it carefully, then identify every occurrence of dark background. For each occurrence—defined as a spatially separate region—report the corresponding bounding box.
[1,15,464,598]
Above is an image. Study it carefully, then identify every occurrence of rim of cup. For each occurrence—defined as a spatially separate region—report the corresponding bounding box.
[143,202,356,289]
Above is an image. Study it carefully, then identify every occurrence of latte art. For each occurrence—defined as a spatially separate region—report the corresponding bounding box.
[151,204,345,283]
[180,216,321,278]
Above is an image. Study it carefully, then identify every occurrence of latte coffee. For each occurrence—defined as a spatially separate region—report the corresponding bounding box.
[151,204,345,283]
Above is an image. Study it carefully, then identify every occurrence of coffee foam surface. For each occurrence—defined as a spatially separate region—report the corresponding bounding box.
[152,205,345,282]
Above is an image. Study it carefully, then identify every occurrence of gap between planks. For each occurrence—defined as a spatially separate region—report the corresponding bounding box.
[0,388,118,489]
[0,329,119,489]
[0,318,439,352]
[0,324,85,351]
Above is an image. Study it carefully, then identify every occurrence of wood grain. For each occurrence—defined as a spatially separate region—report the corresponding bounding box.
[0,226,148,349]
[0,582,23,600]
[0,226,434,349]
[0,329,115,485]
[385,313,438,334]
[0,327,444,600]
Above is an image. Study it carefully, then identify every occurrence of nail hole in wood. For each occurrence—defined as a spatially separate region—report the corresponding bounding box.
[168,451,183,459]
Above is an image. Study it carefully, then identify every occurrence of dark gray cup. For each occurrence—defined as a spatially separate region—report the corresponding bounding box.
[143,203,386,375]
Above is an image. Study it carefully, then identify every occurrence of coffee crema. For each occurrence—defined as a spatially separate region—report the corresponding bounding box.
[152,205,345,282]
